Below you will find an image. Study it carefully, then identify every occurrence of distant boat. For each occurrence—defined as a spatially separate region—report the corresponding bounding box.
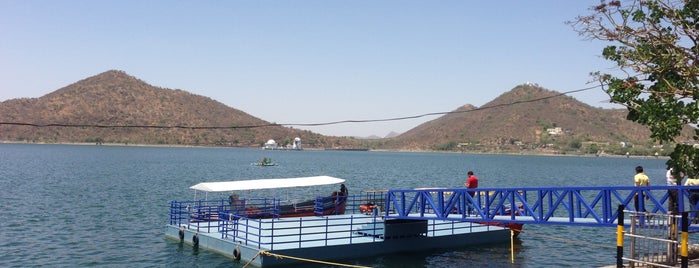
[251,162,278,166]
[252,157,277,166]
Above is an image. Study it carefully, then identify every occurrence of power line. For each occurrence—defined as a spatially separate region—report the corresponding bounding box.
[287,85,600,127]
[0,85,602,130]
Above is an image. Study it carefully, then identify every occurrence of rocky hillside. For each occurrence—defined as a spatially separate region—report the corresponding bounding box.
[1,71,690,154]
[0,70,359,148]
[380,84,693,153]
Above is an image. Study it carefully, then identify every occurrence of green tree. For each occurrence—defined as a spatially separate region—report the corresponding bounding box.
[570,0,699,177]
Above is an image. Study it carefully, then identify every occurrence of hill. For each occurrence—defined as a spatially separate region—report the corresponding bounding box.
[0,70,359,148]
[379,84,693,154]
[0,71,690,155]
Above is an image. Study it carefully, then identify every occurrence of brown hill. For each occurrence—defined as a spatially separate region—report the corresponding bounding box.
[382,84,691,153]
[1,71,689,154]
[0,70,357,148]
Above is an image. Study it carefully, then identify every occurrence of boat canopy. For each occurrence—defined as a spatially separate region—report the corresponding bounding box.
[190,175,345,193]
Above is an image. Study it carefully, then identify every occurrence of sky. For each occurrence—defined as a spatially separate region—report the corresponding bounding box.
[0,1,622,137]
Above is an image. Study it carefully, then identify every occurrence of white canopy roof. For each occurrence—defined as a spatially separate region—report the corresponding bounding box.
[190,175,345,192]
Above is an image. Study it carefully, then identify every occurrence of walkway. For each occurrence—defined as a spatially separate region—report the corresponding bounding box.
[381,186,699,230]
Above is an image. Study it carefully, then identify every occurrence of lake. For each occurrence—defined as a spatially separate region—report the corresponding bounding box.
[0,143,674,267]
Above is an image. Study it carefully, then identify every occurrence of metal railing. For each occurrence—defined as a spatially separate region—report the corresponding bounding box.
[217,213,386,250]
[624,211,680,267]
[384,186,699,230]
[169,193,497,251]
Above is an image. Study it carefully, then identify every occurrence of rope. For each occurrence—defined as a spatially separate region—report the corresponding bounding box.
[241,250,262,268]
[257,250,372,268]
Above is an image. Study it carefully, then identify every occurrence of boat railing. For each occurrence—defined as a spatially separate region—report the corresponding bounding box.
[314,195,347,216]
[169,200,229,233]
[168,198,282,231]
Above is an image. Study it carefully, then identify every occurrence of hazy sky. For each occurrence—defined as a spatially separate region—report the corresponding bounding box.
[0,1,621,137]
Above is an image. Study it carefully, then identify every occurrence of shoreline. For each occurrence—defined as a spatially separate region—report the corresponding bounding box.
[0,140,669,159]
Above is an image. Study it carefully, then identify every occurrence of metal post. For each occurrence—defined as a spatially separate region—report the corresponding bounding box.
[681,211,688,268]
[669,214,678,265]
[617,204,624,268]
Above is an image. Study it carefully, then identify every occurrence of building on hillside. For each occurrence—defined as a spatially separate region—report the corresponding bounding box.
[581,141,611,148]
[547,127,563,135]
[293,137,302,150]
[263,139,277,150]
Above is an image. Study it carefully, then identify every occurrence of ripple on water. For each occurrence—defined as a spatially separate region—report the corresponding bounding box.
[0,145,676,267]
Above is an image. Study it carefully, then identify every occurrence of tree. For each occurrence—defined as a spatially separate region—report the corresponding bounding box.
[570,0,699,177]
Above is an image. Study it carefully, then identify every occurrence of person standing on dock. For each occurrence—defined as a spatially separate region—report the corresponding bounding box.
[465,171,479,215]
[666,167,685,214]
[634,166,650,213]
[684,176,699,223]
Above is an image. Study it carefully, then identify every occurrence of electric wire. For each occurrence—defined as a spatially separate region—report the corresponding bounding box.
[0,85,602,129]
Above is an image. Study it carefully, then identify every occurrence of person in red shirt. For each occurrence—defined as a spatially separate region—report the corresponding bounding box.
[465,171,479,189]
[465,171,479,215]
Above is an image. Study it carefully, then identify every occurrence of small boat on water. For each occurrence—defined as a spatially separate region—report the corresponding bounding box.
[252,157,277,166]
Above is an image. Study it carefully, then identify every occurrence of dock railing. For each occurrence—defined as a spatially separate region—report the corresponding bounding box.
[215,211,494,251]
[169,194,497,251]
[217,212,386,250]
[623,210,681,268]
[616,206,699,268]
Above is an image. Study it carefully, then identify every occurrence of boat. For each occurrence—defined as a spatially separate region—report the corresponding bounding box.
[252,157,277,166]
[251,162,278,166]
[188,176,348,221]
[166,177,518,267]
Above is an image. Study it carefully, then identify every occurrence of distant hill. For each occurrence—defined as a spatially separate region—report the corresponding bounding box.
[0,71,690,154]
[0,70,359,148]
[384,131,400,138]
[380,84,693,153]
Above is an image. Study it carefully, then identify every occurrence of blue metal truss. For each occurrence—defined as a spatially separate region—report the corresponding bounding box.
[384,186,699,229]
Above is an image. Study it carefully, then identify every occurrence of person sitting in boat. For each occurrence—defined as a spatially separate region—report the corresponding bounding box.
[332,184,349,205]
[229,194,245,212]
[340,183,348,196]
[258,157,272,166]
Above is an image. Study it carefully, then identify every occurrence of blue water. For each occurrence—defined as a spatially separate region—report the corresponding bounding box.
[0,144,673,267]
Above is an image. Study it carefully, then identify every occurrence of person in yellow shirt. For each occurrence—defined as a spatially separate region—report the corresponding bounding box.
[634,166,650,212]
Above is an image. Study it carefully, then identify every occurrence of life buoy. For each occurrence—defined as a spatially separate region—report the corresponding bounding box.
[233,245,241,260]
[359,203,376,214]
[178,228,185,242]
[193,234,199,247]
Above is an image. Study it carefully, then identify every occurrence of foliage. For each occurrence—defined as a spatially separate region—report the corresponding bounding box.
[570,0,699,175]
[432,141,458,151]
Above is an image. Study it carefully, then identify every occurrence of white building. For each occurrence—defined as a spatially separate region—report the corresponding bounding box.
[264,139,277,150]
[293,137,302,150]
[547,127,563,135]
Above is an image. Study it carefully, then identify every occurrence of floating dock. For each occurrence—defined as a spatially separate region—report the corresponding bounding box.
[166,206,512,267]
